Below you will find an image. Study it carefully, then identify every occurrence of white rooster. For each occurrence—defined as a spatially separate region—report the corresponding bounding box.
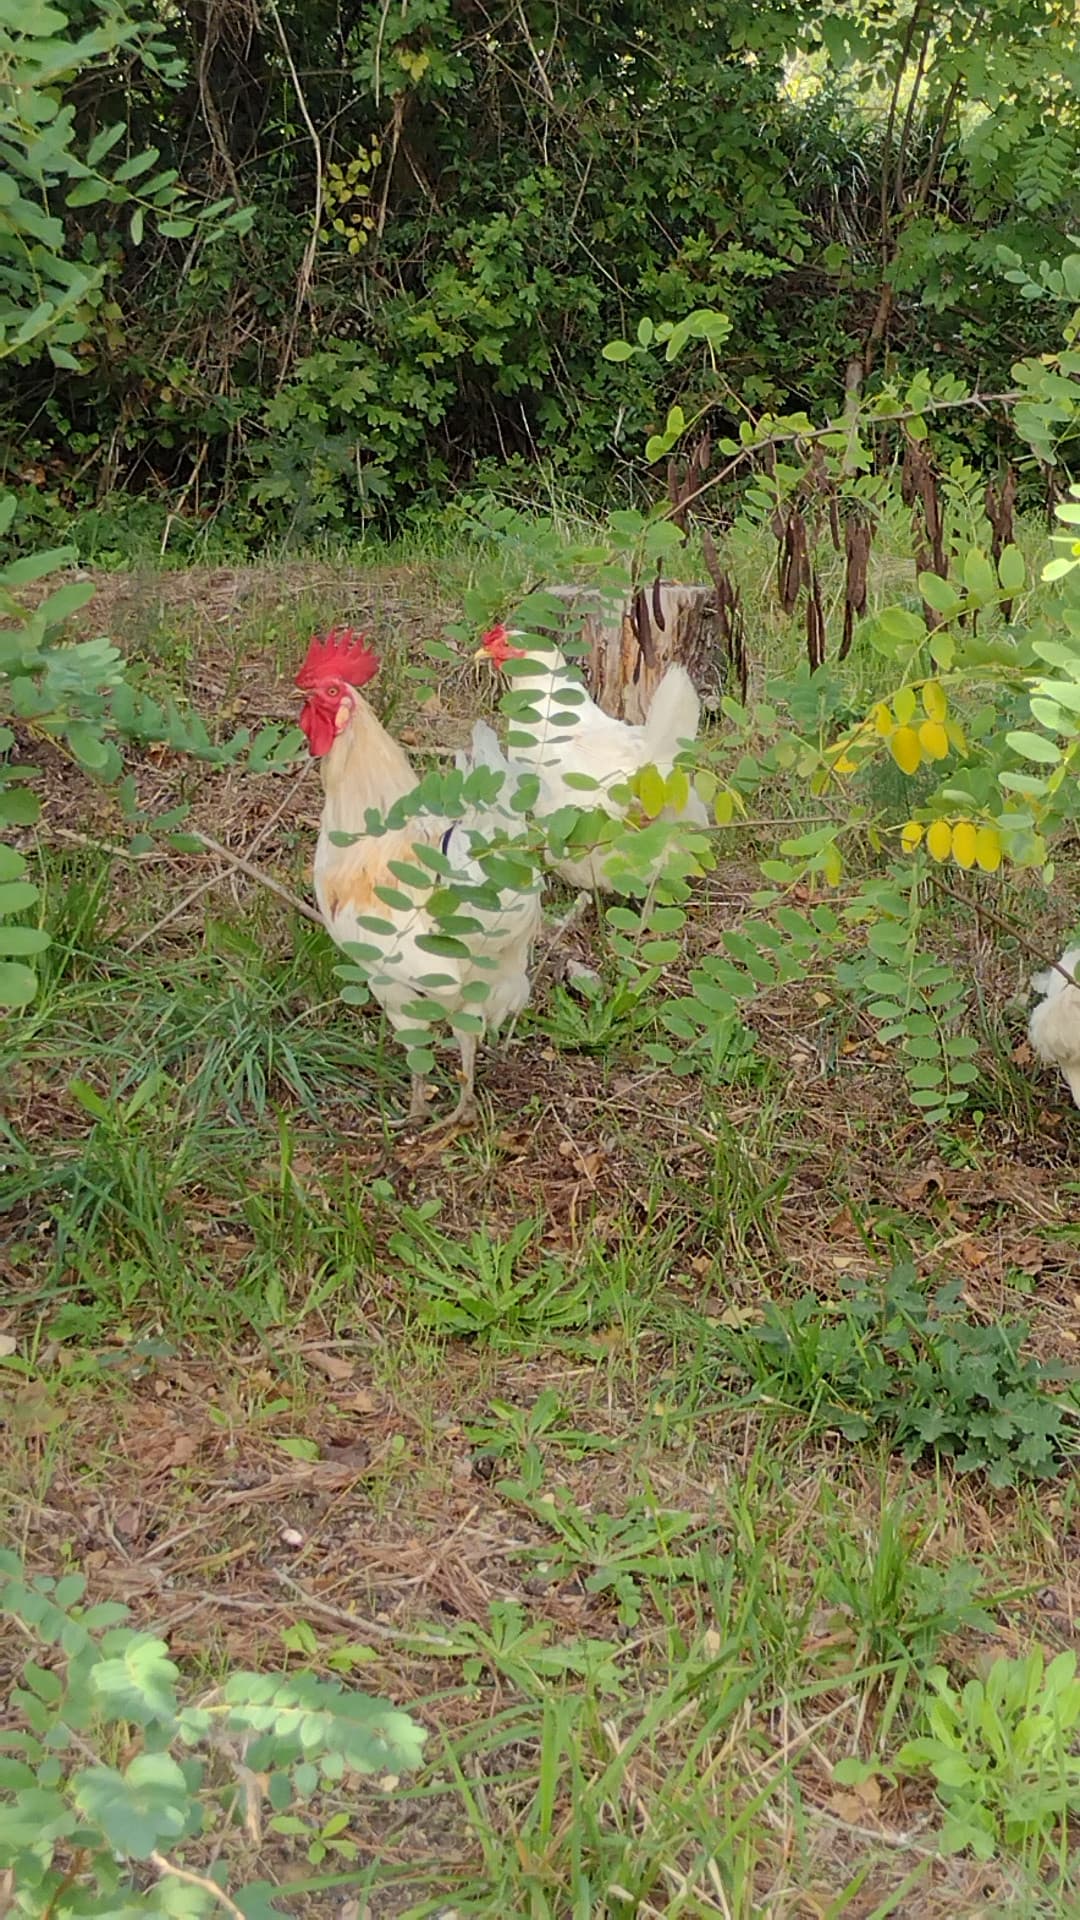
[475,621,709,892]
[1028,946,1080,1109]
[297,627,543,1124]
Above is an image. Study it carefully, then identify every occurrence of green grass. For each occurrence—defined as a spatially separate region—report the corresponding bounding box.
[3,512,1080,1916]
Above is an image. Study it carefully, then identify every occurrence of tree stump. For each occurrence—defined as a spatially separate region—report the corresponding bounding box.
[540,582,724,725]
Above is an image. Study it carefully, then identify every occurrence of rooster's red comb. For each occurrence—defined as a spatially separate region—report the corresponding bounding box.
[295,627,378,692]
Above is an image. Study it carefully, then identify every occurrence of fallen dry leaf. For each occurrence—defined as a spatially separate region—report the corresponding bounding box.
[828,1776,881,1824]
[0,1334,16,1357]
[343,1388,378,1415]
[306,1348,354,1384]
[956,1239,990,1270]
[900,1169,946,1207]
[713,1303,762,1329]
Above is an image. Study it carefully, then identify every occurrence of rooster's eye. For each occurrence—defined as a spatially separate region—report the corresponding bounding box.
[325,682,341,698]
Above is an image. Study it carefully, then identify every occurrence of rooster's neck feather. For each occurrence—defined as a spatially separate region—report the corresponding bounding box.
[319,694,417,836]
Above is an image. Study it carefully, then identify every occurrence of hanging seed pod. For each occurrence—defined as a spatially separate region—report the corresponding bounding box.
[630,586,657,676]
[806,563,826,672]
[902,435,947,625]
[828,489,842,554]
[839,513,872,662]
[1043,461,1063,529]
[701,527,748,706]
[667,456,687,532]
[651,562,667,631]
[985,465,1017,560]
[779,508,809,615]
[665,434,710,535]
[919,459,945,580]
[986,465,1018,617]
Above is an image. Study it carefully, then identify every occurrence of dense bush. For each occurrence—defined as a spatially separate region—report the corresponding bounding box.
[3,0,1079,545]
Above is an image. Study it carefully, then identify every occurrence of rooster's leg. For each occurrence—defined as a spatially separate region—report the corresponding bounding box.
[408,1074,429,1122]
[447,1032,478,1125]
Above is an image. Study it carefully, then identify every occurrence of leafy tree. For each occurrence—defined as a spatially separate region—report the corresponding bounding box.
[4,0,1078,530]
[0,0,286,1009]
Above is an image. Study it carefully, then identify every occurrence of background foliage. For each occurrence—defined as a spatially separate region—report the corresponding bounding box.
[3,0,1079,549]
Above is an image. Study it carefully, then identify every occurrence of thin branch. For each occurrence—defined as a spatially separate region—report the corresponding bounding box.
[515,1,555,102]
[195,17,244,207]
[186,829,324,925]
[150,1853,246,1920]
[128,768,319,950]
[48,828,166,861]
[271,1571,455,1649]
[929,873,1078,989]
[890,6,934,221]
[880,1,926,258]
[660,388,1023,527]
[374,92,404,242]
[264,0,323,384]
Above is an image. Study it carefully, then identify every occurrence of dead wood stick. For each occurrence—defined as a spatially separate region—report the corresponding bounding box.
[187,829,323,926]
[150,1854,246,1920]
[929,873,1078,990]
[128,769,315,950]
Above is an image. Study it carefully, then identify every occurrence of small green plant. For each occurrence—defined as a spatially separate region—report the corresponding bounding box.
[466,1389,617,1464]
[878,1650,1080,1861]
[433,1600,626,1698]
[387,1206,610,1344]
[818,1497,993,1668]
[533,972,658,1055]
[714,1264,1080,1486]
[497,1480,710,1625]
[0,1553,426,1915]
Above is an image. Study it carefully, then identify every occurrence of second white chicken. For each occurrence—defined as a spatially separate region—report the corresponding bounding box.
[476,622,708,892]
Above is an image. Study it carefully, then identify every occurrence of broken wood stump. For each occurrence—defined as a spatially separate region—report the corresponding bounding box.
[538,581,726,725]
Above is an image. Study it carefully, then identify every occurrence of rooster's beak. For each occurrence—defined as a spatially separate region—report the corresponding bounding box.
[472,647,491,664]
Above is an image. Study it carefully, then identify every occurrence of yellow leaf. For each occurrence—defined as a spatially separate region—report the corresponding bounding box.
[945,719,967,755]
[713,789,734,826]
[901,820,924,852]
[872,702,893,736]
[926,819,953,861]
[951,820,977,869]
[917,719,949,761]
[922,680,947,723]
[833,754,858,774]
[637,765,667,819]
[889,726,922,775]
[893,686,917,727]
[974,826,1002,873]
[664,768,690,814]
[822,846,843,885]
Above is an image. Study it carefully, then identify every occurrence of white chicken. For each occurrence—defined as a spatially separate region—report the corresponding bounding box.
[1028,946,1080,1109]
[297,627,543,1124]
[476,622,709,892]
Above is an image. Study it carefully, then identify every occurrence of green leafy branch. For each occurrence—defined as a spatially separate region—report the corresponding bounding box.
[0,1551,427,1917]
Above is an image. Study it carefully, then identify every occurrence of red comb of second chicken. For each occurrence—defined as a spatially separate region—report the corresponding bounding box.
[295,627,379,691]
